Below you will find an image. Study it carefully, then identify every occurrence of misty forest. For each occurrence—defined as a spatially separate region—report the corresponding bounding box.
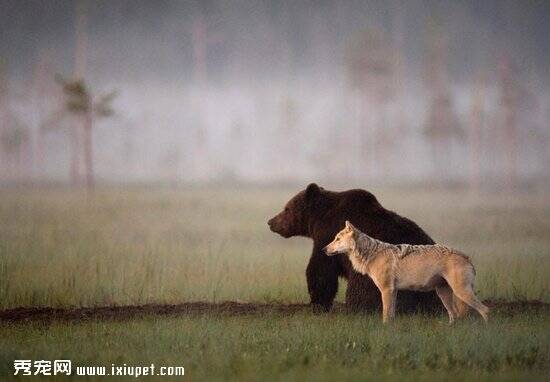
[0,0,548,189]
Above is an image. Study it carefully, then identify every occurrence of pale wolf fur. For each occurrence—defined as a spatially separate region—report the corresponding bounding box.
[324,221,489,323]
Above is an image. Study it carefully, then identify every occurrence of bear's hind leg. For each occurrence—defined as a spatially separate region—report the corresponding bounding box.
[396,290,443,315]
[345,273,381,313]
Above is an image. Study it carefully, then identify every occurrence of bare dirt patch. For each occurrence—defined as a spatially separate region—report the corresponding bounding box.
[0,300,547,323]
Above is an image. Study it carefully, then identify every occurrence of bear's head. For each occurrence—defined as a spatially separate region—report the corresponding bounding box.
[268,183,323,238]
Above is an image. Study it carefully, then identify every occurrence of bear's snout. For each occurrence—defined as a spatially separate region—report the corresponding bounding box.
[267,216,280,232]
[268,215,293,237]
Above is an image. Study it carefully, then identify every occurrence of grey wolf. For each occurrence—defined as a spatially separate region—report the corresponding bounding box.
[324,221,489,323]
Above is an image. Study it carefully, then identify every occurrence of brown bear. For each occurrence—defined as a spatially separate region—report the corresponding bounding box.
[268,183,441,313]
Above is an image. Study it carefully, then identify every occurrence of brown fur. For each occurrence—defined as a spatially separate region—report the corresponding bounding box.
[325,221,489,323]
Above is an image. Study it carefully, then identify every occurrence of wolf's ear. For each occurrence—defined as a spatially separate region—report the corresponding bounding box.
[305,183,321,201]
[346,221,360,239]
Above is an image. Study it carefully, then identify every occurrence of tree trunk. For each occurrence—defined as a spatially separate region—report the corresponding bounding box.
[192,15,207,88]
[83,111,93,191]
[35,128,45,180]
[499,54,517,193]
[469,74,485,193]
[70,121,81,186]
[503,104,517,192]
[71,0,87,187]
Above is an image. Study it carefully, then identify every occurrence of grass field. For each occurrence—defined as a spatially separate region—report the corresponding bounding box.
[0,185,549,380]
[1,308,548,381]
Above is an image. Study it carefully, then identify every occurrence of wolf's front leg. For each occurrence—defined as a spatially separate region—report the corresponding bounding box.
[380,288,397,323]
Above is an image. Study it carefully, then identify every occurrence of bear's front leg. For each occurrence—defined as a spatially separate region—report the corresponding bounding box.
[306,249,339,312]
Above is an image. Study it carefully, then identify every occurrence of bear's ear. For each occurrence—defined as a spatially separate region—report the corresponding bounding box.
[305,183,321,200]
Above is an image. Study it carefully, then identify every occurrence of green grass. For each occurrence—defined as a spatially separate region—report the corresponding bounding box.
[0,186,548,308]
[0,186,549,380]
[1,309,548,380]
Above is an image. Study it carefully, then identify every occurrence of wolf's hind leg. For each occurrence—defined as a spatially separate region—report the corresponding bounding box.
[448,282,489,323]
[452,294,470,318]
[435,285,456,324]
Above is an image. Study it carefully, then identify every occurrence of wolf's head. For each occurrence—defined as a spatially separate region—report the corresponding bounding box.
[324,221,358,256]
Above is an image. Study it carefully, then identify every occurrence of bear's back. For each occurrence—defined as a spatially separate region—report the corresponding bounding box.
[320,188,434,246]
